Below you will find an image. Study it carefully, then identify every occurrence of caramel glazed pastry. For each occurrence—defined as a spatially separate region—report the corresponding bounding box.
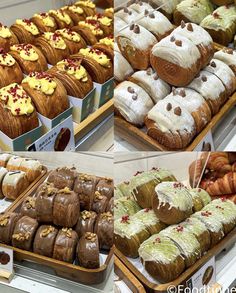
[31,13,57,33]
[10,19,40,44]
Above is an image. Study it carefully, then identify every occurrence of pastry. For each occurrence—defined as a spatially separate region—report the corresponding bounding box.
[33,225,58,257]
[145,99,196,149]
[138,234,185,283]
[150,0,182,20]
[115,7,139,24]
[114,43,134,82]
[96,177,114,200]
[0,167,7,198]
[62,5,87,23]
[2,171,29,200]
[188,189,204,212]
[150,33,201,86]
[129,68,171,104]
[0,50,23,88]
[0,212,20,244]
[0,23,19,52]
[191,188,212,206]
[94,212,113,250]
[114,196,141,220]
[116,181,133,198]
[49,9,73,29]
[93,36,114,61]
[10,19,40,43]
[20,197,37,219]
[75,1,96,17]
[48,58,93,98]
[12,216,39,251]
[205,172,236,196]
[22,72,69,119]
[75,210,97,238]
[114,81,154,127]
[92,191,109,214]
[47,167,77,190]
[35,32,70,65]
[73,174,98,210]
[31,13,57,33]
[77,232,100,268]
[214,48,236,76]
[173,0,213,25]
[54,128,71,151]
[53,228,78,263]
[0,154,13,167]
[114,215,150,258]
[35,182,58,223]
[6,156,25,171]
[86,14,113,36]
[106,197,114,213]
[72,47,113,83]
[152,182,193,224]
[104,8,113,19]
[53,187,80,228]
[9,44,48,75]
[117,24,157,70]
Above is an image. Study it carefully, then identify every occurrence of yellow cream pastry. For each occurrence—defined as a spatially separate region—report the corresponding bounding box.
[10,44,38,61]
[0,51,15,66]
[87,15,112,27]
[0,23,12,38]
[34,13,55,28]
[0,83,34,116]
[76,0,95,9]
[78,20,103,36]
[56,29,81,42]
[99,37,114,48]
[23,72,57,95]
[105,8,113,13]
[79,48,111,67]
[67,5,84,14]
[43,32,67,50]
[57,59,88,81]
[49,10,72,25]
[15,19,39,35]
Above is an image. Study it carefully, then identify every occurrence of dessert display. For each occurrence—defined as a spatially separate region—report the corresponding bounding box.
[10,19,40,43]
[0,212,20,244]
[93,36,114,61]
[0,23,19,52]
[31,13,57,33]
[49,9,73,29]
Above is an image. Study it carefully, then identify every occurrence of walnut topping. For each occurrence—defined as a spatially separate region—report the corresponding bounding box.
[174,107,182,116]
[210,61,216,68]
[104,177,113,182]
[79,174,90,181]
[166,103,172,111]
[62,228,73,238]
[94,191,103,200]
[170,36,175,42]
[175,40,182,47]
[187,23,193,32]
[25,197,36,209]
[181,20,185,28]
[12,232,30,241]
[40,226,55,237]
[0,215,10,227]
[81,210,93,220]
[101,212,113,222]
[127,86,135,93]
[58,186,71,194]
[85,232,97,241]
[201,75,207,82]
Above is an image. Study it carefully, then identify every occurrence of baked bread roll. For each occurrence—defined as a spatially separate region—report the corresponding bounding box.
[187,70,227,115]
[0,154,12,167]
[96,177,114,200]
[92,191,109,214]
[53,228,78,263]
[129,68,171,103]
[114,81,154,127]
[114,196,141,220]
[12,216,39,251]
[114,44,134,82]
[49,9,73,29]
[6,155,24,170]
[48,58,93,98]
[2,171,29,200]
[75,0,96,17]
[77,232,100,268]
[150,33,201,86]
[33,225,58,257]
[0,23,19,52]
[0,212,20,244]
[93,36,114,61]
[152,182,193,224]
[117,24,157,70]
[138,234,185,282]
[94,212,113,250]
[75,210,97,238]
[114,215,150,258]
[145,99,196,149]
[0,50,23,88]
[10,19,40,43]
[35,32,70,65]
[72,48,113,83]
[62,5,87,23]
[86,14,113,36]
[47,167,77,190]
[22,72,69,119]
[20,196,37,219]
[173,0,213,25]
[214,48,236,76]
[31,13,57,33]
[9,44,48,75]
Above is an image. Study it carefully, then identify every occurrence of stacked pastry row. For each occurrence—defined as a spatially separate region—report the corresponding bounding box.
[0,165,114,269]
[0,154,43,200]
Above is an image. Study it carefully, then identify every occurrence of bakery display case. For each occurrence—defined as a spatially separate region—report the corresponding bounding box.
[114,0,236,151]
[114,152,236,292]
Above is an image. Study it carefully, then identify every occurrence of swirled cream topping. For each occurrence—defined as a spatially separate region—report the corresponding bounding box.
[33,13,55,28]
[56,59,88,81]
[0,83,34,116]
[75,0,95,8]
[0,51,15,66]
[16,19,39,35]
[43,32,67,49]
[56,28,81,42]
[23,72,57,95]
[99,36,114,48]
[87,14,112,26]
[0,23,12,38]
[78,19,103,36]
[10,44,38,61]
[49,9,72,25]
[79,48,110,67]
[64,5,84,14]
[105,8,114,14]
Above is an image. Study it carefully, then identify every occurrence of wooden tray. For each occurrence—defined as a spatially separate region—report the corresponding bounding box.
[115,227,236,293]
[5,174,114,285]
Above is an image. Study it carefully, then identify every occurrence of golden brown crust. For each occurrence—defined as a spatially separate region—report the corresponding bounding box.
[49,11,74,29]
[71,25,99,45]
[62,6,87,23]
[0,29,19,52]
[204,91,227,116]
[93,43,113,62]
[75,3,96,17]
[2,175,29,200]
[30,15,57,33]
[173,10,194,26]
[0,58,23,88]
[203,27,233,46]
[10,24,39,44]
[62,35,87,55]
[132,181,159,209]
[190,102,212,133]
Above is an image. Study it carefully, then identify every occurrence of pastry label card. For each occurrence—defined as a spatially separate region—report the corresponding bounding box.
[194,131,215,151]
[27,116,75,151]
[0,246,13,280]
[186,257,216,291]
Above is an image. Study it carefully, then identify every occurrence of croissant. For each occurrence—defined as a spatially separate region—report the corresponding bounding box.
[48,58,93,98]
[75,1,96,17]
[31,13,57,33]
[85,15,113,36]
[35,32,70,65]
[72,48,113,83]
[22,72,69,119]
[0,50,23,88]
[206,172,236,196]
[9,44,48,75]
[62,5,87,23]
[10,19,40,44]
[201,152,232,175]
[0,23,19,52]
[93,36,114,62]
[49,9,74,29]
[104,8,113,19]
[0,83,39,139]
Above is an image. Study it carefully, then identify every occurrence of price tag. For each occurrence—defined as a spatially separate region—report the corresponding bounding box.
[0,246,14,282]
[194,131,215,151]
[27,116,75,151]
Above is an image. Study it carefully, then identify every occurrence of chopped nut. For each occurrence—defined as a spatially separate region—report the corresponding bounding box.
[12,232,30,241]
[81,210,92,220]
[175,40,182,47]
[179,89,186,97]
[62,228,72,238]
[0,215,10,227]
[170,36,175,42]
[187,23,193,32]
[174,107,182,116]
[133,25,140,34]
[166,103,172,111]
[40,226,55,237]
[127,86,135,93]
[181,20,185,28]
[201,75,207,82]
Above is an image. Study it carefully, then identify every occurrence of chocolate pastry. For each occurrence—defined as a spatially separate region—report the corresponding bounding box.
[0,251,10,265]
[20,196,37,219]
[54,128,71,151]
[47,167,76,190]
[53,187,80,228]
[0,167,8,199]
[33,225,58,257]
[35,182,58,223]
[53,228,78,263]
[95,177,114,200]
[106,197,114,213]
[92,191,109,214]
[0,212,20,244]
[75,210,97,238]
[77,232,100,269]
[94,212,113,250]
[73,174,98,210]
[12,216,39,251]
